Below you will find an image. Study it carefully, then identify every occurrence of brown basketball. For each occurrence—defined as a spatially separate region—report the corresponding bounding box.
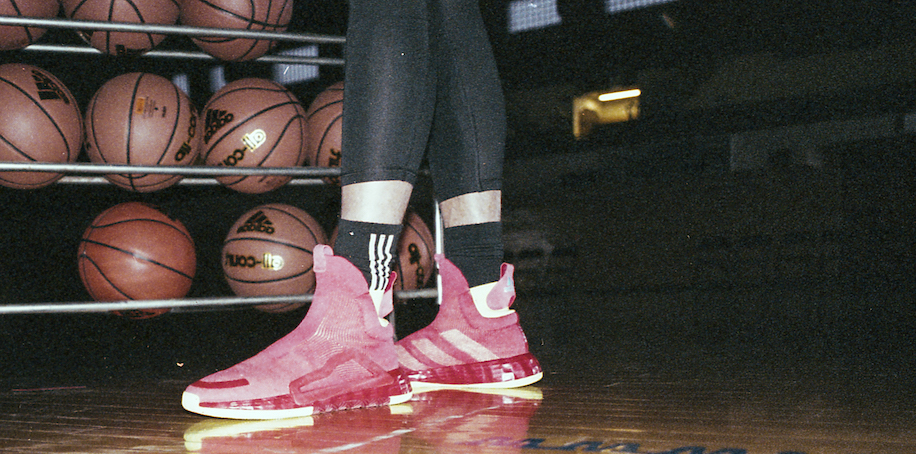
[201,78,307,194]
[77,202,197,319]
[0,63,83,189]
[304,81,342,185]
[60,0,180,56]
[329,210,436,291]
[180,0,294,61]
[0,0,60,50]
[85,72,200,192]
[394,211,435,291]
[222,204,327,313]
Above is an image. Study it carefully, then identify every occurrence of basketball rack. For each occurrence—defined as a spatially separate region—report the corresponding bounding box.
[0,15,443,315]
[0,15,346,63]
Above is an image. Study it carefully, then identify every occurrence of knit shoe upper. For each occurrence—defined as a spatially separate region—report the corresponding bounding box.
[182,245,412,419]
[395,255,542,388]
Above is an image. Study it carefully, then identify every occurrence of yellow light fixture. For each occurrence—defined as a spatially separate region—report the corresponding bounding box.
[597,88,641,102]
[573,87,641,138]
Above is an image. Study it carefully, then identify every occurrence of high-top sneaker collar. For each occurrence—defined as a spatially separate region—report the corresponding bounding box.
[487,262,516,312]
[433,254,519,330]
[310,245,393,341]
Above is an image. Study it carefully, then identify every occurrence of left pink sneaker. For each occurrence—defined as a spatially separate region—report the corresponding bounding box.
[395,255,543,388]
[182,245,412,419]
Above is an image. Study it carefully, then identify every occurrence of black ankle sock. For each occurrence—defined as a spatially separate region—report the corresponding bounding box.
[443,222,503,288]
[334,219,403,291]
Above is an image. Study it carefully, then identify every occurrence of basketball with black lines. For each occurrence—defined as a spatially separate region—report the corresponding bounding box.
[0,0,60,50]
[201,78,307,194]
[222,203,327,313]
[60,0,180,56]
[77,202,197,319]
[395,211,435,291]
[180,0,294,61]
[0,63,83,189]
[84,72,200,192]
[304,81,342,185]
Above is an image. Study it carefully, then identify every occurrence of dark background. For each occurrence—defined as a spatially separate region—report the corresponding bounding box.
[1,0,915,388]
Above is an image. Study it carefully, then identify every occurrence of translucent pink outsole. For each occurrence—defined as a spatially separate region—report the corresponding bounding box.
[184,370,413,420]
[405,353,543,389]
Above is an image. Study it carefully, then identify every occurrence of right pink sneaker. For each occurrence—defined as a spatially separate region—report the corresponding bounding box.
[395,255,543,388]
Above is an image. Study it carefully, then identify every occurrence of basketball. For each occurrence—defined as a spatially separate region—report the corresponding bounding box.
[330,210,435,291]
[77,202,197,319]
[394,211,435,291]
[180,0,294,61]
[0,0,60,50]
[201,78,307,194]
[222,203,327,313]
[304,81,343,185]
[0,63,83,189]
[60,0,180,56]
[84,72,200,192]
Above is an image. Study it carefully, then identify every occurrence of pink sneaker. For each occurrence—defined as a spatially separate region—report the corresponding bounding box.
[182,245,412,419]
[395,255,543,388]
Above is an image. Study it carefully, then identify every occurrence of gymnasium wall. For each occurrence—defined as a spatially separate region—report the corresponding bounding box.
[503,135,915,369]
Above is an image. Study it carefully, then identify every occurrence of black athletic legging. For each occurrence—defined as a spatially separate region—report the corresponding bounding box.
[340,0,505,202]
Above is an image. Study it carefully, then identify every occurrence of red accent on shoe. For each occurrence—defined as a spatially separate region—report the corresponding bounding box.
[395,255,542,388]
[193,378,250,389]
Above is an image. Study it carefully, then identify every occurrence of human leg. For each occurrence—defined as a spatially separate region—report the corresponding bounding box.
[394,0,542,388]
[422,0,507,285]
[334,0,436,293]
[334,181,413,303]
[182,0,435,418]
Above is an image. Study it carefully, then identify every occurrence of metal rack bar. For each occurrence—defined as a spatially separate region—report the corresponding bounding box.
[0,289,439,315]
[54,176,329,186]
[0,162,340,177]
[0,16,346,44]
[21,44,345,66]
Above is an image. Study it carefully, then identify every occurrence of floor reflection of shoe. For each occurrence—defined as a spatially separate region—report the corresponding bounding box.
[407,386,543,453]
[182,245,412,420]
[396,255,543,389]
[183,404,412,453]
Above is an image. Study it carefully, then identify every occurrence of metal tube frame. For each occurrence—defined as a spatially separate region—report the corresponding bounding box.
[0,15,448,315]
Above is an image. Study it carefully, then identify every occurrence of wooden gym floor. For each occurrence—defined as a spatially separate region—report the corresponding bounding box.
[1,345,914,454]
